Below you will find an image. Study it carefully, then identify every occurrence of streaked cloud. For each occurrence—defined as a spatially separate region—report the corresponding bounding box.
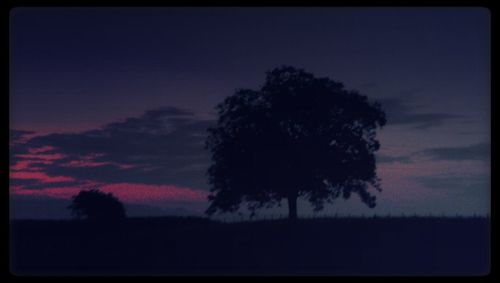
[378,97,464,129]
[376,154,412,164]
[415,174,489,192]
[421,142,490,162]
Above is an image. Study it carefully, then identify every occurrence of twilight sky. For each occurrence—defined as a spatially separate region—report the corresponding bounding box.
[9,7,490,219]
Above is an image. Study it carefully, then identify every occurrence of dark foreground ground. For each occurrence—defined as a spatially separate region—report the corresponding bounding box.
[10,217,490,276]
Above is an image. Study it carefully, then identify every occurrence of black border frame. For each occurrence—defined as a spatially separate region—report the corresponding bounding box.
[2,0,495,280]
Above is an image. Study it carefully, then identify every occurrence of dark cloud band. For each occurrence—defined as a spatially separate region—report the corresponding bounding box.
[10,107,215,190]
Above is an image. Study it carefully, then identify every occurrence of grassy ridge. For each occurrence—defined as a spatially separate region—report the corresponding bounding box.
[10,217,490,276]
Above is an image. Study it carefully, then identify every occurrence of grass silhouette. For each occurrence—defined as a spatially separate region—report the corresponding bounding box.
[10,216,490,276]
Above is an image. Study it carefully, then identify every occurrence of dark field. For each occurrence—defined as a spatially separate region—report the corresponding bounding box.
[10,217,490,276]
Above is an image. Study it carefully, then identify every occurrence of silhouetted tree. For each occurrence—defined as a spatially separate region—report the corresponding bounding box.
[205,66,386,220]
[68,189,126,221]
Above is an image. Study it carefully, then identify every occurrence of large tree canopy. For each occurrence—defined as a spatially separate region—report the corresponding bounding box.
[205,66,386,219]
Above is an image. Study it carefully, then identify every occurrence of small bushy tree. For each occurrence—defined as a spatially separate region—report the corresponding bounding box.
[68,189,126,221]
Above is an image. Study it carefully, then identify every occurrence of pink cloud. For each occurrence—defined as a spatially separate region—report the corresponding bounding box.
[13,149,136,170]
[63,160,111,168]
[10,122,101,137]
[10,159,53,171]
[15,152,66,161]
[116,164,137,169]
[28,146,55,154]
[11,146,66,172]
[10,186,80,199]
[98,183,208,204]
[10,182,208,204]
[61,159,137,169]
[9,171,75,183]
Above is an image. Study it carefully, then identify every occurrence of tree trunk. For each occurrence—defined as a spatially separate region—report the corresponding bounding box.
[287,195,298,220]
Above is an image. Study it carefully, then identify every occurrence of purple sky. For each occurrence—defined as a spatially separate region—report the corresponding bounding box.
[9,7,490,219]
